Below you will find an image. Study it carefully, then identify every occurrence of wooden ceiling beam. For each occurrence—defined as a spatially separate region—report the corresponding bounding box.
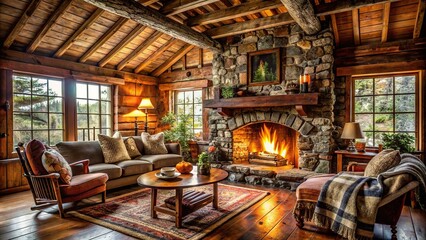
[116,31,163,71]
[330,14,340,46]
[185,0,283,27]
[414,0,426,39]
[53,8,104,58]
[82,0,222,52]
[151,44,195,77]
[3,0,43,48]
[27,0,74,53]
[206,13,293,39]
[98,25,147,67]
[134,38,179,74]
[80,17,128,63]
[279,0,321,35]
[161,0,219,16]
[141,0,161,6]
[0,49,158,85]
[315,0,402,16]
[381,2,391,43]
[352,9,360,45]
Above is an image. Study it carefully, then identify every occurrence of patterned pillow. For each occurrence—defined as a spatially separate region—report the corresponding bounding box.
[42,148,73,184]
[141,132,168,155]
[364,150,401,177]
[98,132,131,163]
[124,137,142,158]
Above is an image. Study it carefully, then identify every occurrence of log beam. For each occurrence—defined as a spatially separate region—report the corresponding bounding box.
[315,0,402,16]
[53,8,104,58]
[81,0,222,52]
[134,38,179,74]
[159,79,212,91]
[330,14,340,46]
[27,0,74,53]
[161,0,219,17]
[279,0,321,35]
[414,0,426,39]
[381,2,391,43]
[2,0,43,48]
[151,44,195,77]
[352,9,360,45]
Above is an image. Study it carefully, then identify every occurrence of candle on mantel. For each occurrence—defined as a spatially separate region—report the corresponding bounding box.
[299,75,303,93]
[304,74,311,84]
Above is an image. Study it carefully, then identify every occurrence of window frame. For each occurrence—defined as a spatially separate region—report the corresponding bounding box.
[351,72,420,149]
[173,89,203,137]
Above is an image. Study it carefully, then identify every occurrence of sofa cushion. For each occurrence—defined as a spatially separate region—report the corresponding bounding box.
[56,141,104,165]
[141,132,168,155]
[25,139,48,175]
[89,163,122,180]
[123,137,142,158]
[42,148,73,184]
[364,150,401,177]
[138,154,182,169]
[60,173,108,196]
[116,160,152,176]
[296,175,333,201]
[98,132,131,163]
[125,136,144,155]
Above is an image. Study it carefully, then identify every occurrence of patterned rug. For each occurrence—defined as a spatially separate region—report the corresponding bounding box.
[69,184,269,240]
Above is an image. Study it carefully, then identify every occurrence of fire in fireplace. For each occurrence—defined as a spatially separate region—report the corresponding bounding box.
[233,123,297,166]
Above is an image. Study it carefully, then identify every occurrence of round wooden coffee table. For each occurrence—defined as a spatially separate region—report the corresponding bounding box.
[137,167,228,228]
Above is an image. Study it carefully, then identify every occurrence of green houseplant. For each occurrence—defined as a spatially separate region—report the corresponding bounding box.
[221,85,234,98]
[382,133,415,153]
[161,112,194,161]
[197,152,210,175]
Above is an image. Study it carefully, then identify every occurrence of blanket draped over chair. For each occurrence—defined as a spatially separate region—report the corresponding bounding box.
[308,153,426,240]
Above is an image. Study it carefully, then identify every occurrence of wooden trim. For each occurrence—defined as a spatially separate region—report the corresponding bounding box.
[26,0,74,53]
[414,0,426,39]
[185,0,283,27]
[64,77,77,141]
[134,38,178,74]
[79,17,129,63]
[151,45,195,77]
[330,14,340,46]
[159,66,213,83]
[381,2,391,43]
[315,0,402,16]
[352,9,360,45]
[0,50,158,85]
[98,25,147,68]
[346,76,352,122]
[116,31,163,71]
[0,69,12,160]
[337,61,426,76]
[161,0,219,16]
[53,8,104,58]
[159,79,212,91]
[2,0,43,48]
[198,48,203,68]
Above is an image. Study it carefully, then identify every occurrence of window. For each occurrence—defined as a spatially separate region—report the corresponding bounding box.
[353,74,418,147]
[13,74,64,146]
[76,82,112,141]
[174,90,203,136]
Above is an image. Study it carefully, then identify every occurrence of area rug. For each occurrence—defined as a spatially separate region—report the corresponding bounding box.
[69,184,269,240]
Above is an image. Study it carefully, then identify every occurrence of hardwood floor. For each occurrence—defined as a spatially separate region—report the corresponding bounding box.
[0,182,425,240]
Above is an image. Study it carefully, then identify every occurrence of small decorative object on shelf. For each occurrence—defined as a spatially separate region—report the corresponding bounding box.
[285,82,300,94]
[197,152,211,175]
[299,74,311,93]
[355,141,366,152]
[221,85,235,99]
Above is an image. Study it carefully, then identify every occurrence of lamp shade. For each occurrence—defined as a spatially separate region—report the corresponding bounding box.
[123,109,146,118]
[341,122,364,139]
[138,98,155,109]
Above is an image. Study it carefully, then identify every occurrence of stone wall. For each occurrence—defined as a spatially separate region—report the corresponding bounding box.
[209,23,337,173]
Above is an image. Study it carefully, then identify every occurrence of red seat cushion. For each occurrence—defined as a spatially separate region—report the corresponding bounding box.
[25,139,48,175]
[296,175,333,201]
[60,173,108,196]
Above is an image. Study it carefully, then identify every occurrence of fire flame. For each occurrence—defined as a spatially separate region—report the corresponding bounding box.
[259,124,287,158]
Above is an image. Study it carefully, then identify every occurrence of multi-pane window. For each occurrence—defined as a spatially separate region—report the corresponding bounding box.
[354,74,417,147]
[175,90,203,136]
[76,82,112,141]
[13,74,64,146]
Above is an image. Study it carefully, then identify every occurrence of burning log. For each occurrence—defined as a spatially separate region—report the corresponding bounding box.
[248,152,287,166]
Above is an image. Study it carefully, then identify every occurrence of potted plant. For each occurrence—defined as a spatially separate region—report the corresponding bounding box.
[221,85,235,99]
[161,112,194,161]
[197,152,210,175]
[382,133,415,153]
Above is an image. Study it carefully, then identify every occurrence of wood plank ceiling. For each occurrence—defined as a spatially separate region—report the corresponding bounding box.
[0,0,425,77]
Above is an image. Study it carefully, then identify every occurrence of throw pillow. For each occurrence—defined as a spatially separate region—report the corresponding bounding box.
[364,150,401,177]
[42,148,73,184]
[98,132,131,163]
[141,132,168,155]
[124,137,142,158]
[25,139,48,175]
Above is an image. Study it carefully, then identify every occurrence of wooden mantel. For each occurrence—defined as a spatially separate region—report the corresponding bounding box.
[203,93,319,116]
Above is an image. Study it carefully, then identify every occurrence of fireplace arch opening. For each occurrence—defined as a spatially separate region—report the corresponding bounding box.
[232,122,298,166]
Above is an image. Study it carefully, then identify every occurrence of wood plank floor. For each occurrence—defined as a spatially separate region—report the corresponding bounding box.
[0,182,425,240]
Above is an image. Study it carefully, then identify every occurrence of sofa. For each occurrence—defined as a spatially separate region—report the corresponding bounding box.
[56,136,183,190]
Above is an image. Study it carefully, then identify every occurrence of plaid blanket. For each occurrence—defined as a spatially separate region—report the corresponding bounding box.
[312,172,383,240]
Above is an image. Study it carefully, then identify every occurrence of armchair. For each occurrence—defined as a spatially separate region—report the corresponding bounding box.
[16,139,108,218]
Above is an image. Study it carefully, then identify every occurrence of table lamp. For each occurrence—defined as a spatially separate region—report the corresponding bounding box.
[341,122,364,152]
[123,109,146,135]
[138,98,155,132]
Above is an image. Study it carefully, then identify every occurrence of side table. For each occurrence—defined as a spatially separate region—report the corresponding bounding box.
[335,150,377,172]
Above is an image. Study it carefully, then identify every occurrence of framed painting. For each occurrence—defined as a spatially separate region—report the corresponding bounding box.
[247,48,280,86]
